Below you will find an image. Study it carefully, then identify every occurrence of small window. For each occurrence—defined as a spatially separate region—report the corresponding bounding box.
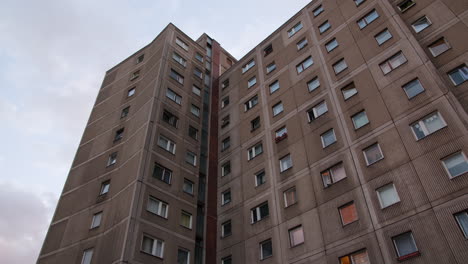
[410,111,446,140]
[375,28,392,45]
[170,69,184,84]
[333,59,348,74]
[121,106,130,118]
[186,151,197,166]
[275,126,288,142]
[195,52,204,62]
[194,68,203,79]
[398,0,416,12]
[245,95,259,111]
[307,77,320,92]
[192,85,201,96]
[313,5,324,17]
[297,38,308,50]
[99,180,110,195]
[428,37,451,57]
[454,211,468,238]
[251,116,261,131]
[172,52,187,67]
[130,70,140,81]
[339,249,370,264]
[242,59,256,73]
[136,54,145,64]
[107,152,117,166]
[247,76,257,88]
[158,135,176,154]
[176,37,189,51]
[321,128,337,148]
[162,110,179,128]
[266,62,277,74]
[90,211,102,229]
[221,220,232,237]
[188,126,198,140]
[190,104,200,117]
[153,163,172,184]
[342,82,358,100]
[269,80,280,94]
[321,162,346,187]
[319,21,331,34]
[222,79,230,89]
[442,151,468,178]
[307,101,328,122]
[272,102,284,116]
[363,143,384,166]
[221,189,231,205]
[221,115,230,128]
[351,110,369,129]
[296,56,314,74]
[177,249,190,264]
[280,154,293,172]
[142,235,164,258]
[412,16,432,33]
[264,44,273,56]
[221,256,232,264]
[251,202,269,223]
[357,9,379,29]
[221,96,229,109]
[221,137,230,152]
[402,79,425,99]
[392,232,419,260]
[180,211,192,229]
[260,239,273,260]
[114,128,124,142]
[255,170,266,186]
[81,248,94,264]
[376,183,400,208]
[339,202,358,225]
[183,178,194,195]
[221,161,231,177]
[325,38,338,52]
[166,88,182,104]
[147,196,169,218]
[247,143,263,160]
[127,87,136,97]
[448,65,468,86]
[289,226,304,247]
[284,187,297,207]
[288,22,303,38]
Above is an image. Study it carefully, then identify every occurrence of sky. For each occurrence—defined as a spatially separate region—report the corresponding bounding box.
[0,0,310,263]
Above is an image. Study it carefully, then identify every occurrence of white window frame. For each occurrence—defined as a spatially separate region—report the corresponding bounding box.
[172,52,187,67]
[158,135,176,154]
[288,225,305,247]
[183,178,194,195]
[90,211,102,229]
[255,170,266,186]
[166,88,182,105]
[308,101,328,122]
[81,248,93,264]
[280,154,293,172]
[247,76,257,88]
[376,183,401,209]
[170,69,184,84]
[410,111,447,140]
[221,161,231,177]
[221,220,232,237]
[190,104,200,117]
[141,235,165,258]
[242,59,256,73]
[180,211,193,229]
[321,162,346,187]
[272,102,284,116]
[192,85,201,96]
[177,249,190,264]
[296,56,314,74]
[221,189,231,205]
[442,151,468,179]
[247,143,263,160]
[357,9,379,29]
[297,38,308,50]
[448,65,468,86]
[351,110,369,129]
[392,232,419,258]
[321,128,337,148]
[259,239,273,260]
[363,143,384,166]
[186,151,197,166]
[147,196,169,218]
[283,187,297,207]
[245,95,259,111]
[288,22,303,38]
[375,28,393,45]
[251,202,269,223]
[402,78,425,99]
[411,16,432,33]
[176,37,189,51]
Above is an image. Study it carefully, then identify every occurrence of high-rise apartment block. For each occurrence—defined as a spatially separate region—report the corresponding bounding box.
[38,1,468,264]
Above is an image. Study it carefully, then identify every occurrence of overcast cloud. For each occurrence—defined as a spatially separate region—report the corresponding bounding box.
[0,0,310,263]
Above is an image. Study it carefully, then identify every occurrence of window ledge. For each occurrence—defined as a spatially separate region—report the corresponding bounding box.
[397,251,421,261]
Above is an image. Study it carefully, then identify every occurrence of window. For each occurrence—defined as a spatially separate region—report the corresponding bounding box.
[221,256,232,264]
[333,59,348,74]
[375,28,392,45]
[260,239,273,260]
[392,232,419,260]
[186,151,197,166]
[321,129,337,148]
[188,126,198,140]
[170,69,184,84]
[251,202,269,223]
[427,37,450,57]
[90,212,102,229]
[136,54,144,64]
[121,106,130,118]
[221,189,231,205]
[221,137,230,152]
[180,211,192,229]
[339,250,370,264]
[321,162,346,187]
[127,87,136,97]
[251,116,261,131]
[162,110,178,128]
[130,70,140,81]
[114,128,124,142]
[222,79,230,89]
[176,37,189,51]
[288,22,303,37]
[142,235,164,258]
[266,62,276,74]
[402,79,425,99]
[306,77,320,92]
[195,52,204,62]
[297,38,308,50]
[172,52,187,67]
[272,102,284,116]
[221,161,231,176]
[245,95,259,111]
[255,170,266,186]
[221,96,229,108]
[357,9,379,29]
[280,154,293,172]
[194,68,203,79]
[247,143,263,160]
[158,135,176,154]
[339,202,358,225]
[242,59,255,73]
[147,196,168,218]
[342,82,358,100]
[319,21,331,34]
[192,85,201,96]
[296,56,314,73]
[107,152,117,166]
[325,38,338,52]
[190,104,200,117]
[269,80,280,94]
[166,88,182,104]
[398,0,416,12]
[99,180,110,195]
[284,187,297,207]
[177,249,190,264]
[363,143,384,166]
[81,248,93,264]
[313,5,324,17]
[411,111,446,140]
[275,126,288,142]
[454,211,468,238]
[153,163,172,184]
[264,44,273,56]
[247,76,257,88]
[307,101,328,122]
[412,16,432,33]
[448,65,468,86]
[376,183,400,208]
[221,115,230,128]
[183,179,194,195]
[221,220,232,237]
[289,226,304,247]
[442,151,468,178]
[351,110,369,129]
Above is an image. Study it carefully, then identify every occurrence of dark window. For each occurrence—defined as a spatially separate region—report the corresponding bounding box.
[121,106,130,118]
[162,110,179,128]
[153,163,172,184]
[188,126,198,140]
[264,44,273,56]
[251,116,261,131]
[114,128,124,142]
